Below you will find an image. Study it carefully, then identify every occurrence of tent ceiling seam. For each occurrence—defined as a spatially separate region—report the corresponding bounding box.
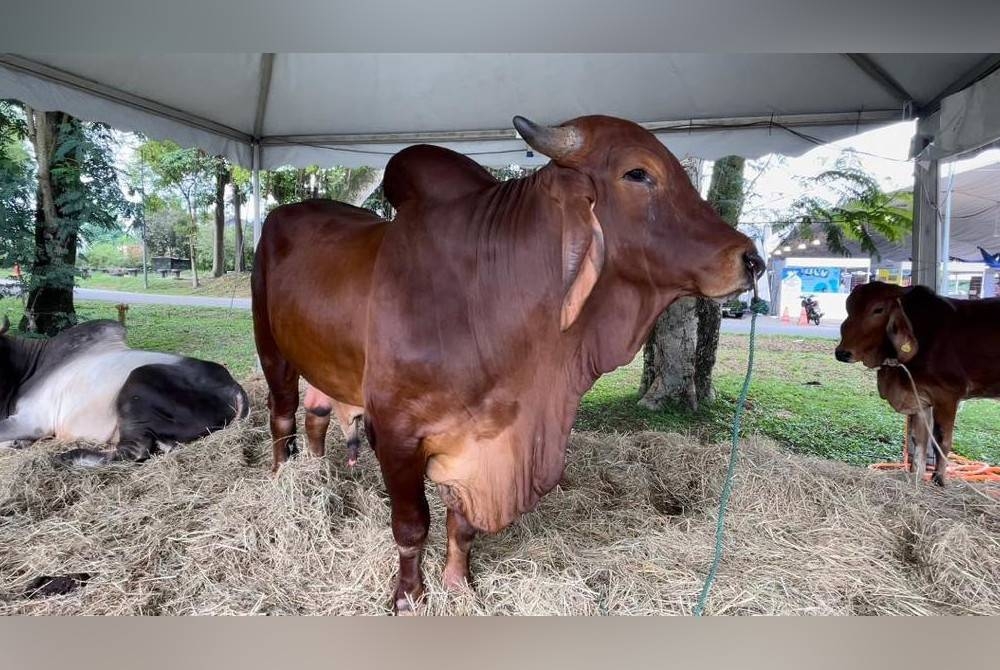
[843,53,913,113]
[260,109,901,147]
[252,53,275,140]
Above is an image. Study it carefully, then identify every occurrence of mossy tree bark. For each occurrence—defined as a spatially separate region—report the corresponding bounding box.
[638,155,746,411]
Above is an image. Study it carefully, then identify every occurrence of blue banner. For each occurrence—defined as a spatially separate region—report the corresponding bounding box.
[782,266,842,293]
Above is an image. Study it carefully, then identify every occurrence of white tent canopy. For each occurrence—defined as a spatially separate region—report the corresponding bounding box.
[2,53,995,169]
[4,51,1000,281]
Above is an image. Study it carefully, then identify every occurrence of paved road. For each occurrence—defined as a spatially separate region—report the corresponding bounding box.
[73,288,840,338]
[75,287,251,310]
[720,315,841,338]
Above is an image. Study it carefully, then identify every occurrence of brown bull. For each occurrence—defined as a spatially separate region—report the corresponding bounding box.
[252,114,763,613]
[835,281,1000,485]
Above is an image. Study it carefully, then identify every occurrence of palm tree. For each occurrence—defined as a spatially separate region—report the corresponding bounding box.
[781,164,912,259]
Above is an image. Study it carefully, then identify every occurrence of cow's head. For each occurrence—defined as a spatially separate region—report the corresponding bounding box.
[513,115,763,327]
[835,281,917,368]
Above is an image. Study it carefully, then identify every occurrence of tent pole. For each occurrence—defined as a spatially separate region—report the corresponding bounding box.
[139,149,149,290]
[911,156,940,290]
[252,141,262,249]
[940,163,956,295]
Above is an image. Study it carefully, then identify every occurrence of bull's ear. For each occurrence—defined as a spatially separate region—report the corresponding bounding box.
[886,299,917,362]
[560,201,605,331]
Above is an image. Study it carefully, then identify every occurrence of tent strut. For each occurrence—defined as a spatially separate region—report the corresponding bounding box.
[250,54,274,251]
[844,54,914,116]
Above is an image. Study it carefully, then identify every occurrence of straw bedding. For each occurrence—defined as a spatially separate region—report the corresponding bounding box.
[1,380,998,615]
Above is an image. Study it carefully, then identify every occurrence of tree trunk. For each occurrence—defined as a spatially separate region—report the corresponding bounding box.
[21,108,78,336]
[233,186,244,273]
[693,297,722,404]
[345,168,385,207]
[637,296,698,409]
[637,155,746,411]
[212,159,229,277]
[189,226,200,289]
[186,198,200,289]
[694,155,746,403]
[637,157,704,411]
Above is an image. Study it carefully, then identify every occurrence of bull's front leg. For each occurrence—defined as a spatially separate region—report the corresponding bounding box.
[377,443,431,615]
[908,406,934,487]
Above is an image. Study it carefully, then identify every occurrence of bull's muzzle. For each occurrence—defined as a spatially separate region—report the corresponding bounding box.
[744,251,766,282]
[834,347,852,363]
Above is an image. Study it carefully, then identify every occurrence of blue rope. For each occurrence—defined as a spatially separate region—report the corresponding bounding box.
[693,297,767,617]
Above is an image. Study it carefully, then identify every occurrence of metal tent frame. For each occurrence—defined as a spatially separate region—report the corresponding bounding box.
[3,53,1000,273]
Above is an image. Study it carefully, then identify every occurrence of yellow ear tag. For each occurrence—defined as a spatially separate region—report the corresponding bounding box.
[900,341,912,354]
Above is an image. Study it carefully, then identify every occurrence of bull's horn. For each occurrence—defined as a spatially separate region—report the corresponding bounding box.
[512,116,583,162]
[0,315,9,336]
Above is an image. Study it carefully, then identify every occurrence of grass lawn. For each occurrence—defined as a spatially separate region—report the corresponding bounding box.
[579,333,1000,466]
[2,296,998,466]
[78,270,251,298]
[2,266,251,298]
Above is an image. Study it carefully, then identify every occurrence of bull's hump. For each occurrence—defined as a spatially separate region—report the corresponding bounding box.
[383,144,497,209]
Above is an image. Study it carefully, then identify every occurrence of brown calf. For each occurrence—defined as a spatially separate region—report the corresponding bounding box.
[835,281,1000,485]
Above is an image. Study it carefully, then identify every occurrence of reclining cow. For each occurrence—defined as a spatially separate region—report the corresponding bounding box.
[835,281,1000,485]
[0,317,249,464]
[252,114,764,613]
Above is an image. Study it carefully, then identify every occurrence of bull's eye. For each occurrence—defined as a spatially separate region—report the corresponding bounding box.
[872,306,885,315]
[623,168,651,184]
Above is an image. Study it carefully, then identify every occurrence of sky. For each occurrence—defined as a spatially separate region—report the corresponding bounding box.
[727,120,1000,255]
[738,120,1000,223]
[741,122,914,222]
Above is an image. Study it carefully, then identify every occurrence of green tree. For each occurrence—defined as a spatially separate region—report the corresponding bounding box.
[263,165,385,209]
[781,162,912,258]
[20,107,131,334]
[0,101,34,269]
[212,156,229,277]
[231,165,251,272]
[144,206,187,258]
[138,140,214,288]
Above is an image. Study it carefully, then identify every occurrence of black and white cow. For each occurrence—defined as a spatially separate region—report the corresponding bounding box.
[0,316,249,465]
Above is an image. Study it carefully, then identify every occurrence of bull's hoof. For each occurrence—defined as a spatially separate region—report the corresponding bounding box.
[392,586,425,615]
[931,472,947,487]
[441,567,473,594]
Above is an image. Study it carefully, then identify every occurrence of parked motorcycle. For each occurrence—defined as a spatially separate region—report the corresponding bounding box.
[800,295,823,325]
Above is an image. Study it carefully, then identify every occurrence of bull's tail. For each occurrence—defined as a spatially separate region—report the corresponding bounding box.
[54,447,113,468]
[233,384,251,421]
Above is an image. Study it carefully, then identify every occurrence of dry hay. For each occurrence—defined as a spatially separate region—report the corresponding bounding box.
[1,380,999,615]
